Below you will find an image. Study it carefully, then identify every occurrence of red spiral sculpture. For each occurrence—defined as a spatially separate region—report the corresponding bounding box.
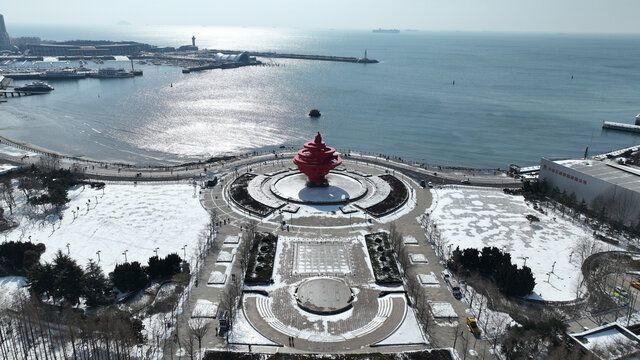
[293,132,342,186]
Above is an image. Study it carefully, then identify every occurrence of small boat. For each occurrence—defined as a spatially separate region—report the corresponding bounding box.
[635,113,640,126]
[14,81,54,94]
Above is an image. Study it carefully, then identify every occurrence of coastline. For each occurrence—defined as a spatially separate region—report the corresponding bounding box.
[0,133,522,187]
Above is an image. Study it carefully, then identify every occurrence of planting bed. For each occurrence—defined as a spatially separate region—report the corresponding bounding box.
[365,175,408,217]
[244,232,278,285]
[364,233,402,285]
[229,173,275,217]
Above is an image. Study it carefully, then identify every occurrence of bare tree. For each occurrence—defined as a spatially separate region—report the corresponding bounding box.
[0,178,15,215]
[571,236,602,267]
[188,318,211,360]
[37,155,61,171]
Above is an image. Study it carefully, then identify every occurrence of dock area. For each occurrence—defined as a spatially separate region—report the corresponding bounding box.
[602,121,640,134]
[1,89,41,98]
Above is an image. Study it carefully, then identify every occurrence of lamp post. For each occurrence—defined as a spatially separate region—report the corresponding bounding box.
[520,256,529,267]
[96,250,101,263]
[182,245,187,260]
[66,243,70,255]
[154,247,159,257]
[123,250,128,263]
[551,261,556,274]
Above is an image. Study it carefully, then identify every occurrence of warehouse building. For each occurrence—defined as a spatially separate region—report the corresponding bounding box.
[540,157,640,225]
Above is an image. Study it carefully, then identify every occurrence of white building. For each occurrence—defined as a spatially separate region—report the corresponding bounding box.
[540,157,640,225]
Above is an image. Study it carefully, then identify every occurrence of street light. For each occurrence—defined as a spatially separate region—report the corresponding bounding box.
[154,247,159,257]
[66,243,70,255]
[123,250,128,263]
[96,250,101,262]
[182,245,187,260]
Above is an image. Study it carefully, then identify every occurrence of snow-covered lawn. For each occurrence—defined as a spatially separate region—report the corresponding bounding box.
[376,306,427,345]
[229,308,277,345]
[2,183,210,274]
[463,286,517,340]
[429,187,613,301]
[0,164,20,175]
[429,302,457,318]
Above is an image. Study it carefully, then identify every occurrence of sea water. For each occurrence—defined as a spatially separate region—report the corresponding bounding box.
[2,24,640,168]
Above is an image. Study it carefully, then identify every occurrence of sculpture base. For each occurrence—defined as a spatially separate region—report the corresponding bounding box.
[306,180,329,188]
[271,173,367,205]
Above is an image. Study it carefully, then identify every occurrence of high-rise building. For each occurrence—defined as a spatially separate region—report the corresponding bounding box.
[0,14,12,50]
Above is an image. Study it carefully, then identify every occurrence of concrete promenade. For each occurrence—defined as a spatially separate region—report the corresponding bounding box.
[170,159,497,358]
[0,134,522,188]
[0,137,501,358]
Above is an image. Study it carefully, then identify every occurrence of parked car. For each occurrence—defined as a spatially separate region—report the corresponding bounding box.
[613,286,629,301]
[428,181,434,188]
[631,280,640,290]
[466,316,482,337]
[461,179,470,184]
[450,279,462,299]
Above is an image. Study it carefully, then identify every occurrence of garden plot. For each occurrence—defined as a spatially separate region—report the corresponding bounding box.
[430,187,610,302]
[2,183,210,275]
[223,234,240,244]
[207,271,227,285]
[409,253,428,264]
[418,273,439,287]
[191,299,218,318]
[429,302,457,319]
[217,249,235,263]
[403,235,419,245]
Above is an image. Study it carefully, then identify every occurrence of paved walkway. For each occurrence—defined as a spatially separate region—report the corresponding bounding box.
[243,295,407,352]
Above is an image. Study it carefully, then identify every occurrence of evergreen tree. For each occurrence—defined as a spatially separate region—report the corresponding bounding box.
[52,251,85,305]
[27,262,55,300]
[82,260,112,307]
[111,262,148,293]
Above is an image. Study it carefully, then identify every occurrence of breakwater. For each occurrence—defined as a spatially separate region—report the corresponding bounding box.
[211,50,378,63]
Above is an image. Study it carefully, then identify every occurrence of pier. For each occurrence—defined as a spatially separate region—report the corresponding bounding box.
[602,121,640,134]
[0,89,41,98]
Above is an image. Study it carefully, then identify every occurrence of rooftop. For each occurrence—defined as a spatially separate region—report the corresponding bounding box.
[570,323,640,359]
[548,158,640,193]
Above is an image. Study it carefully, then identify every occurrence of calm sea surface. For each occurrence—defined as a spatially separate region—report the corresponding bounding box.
[2,25,640,168]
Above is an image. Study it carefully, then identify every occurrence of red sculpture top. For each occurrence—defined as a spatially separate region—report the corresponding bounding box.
[294,132,342,186]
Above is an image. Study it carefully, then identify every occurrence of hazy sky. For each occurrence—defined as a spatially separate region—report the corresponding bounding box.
[3,0,640,33]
